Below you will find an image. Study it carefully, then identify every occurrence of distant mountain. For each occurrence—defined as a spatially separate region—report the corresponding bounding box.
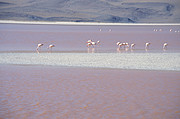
[0,0,180,23]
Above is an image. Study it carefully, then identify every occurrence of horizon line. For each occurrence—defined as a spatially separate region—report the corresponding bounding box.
[0,20,180,26]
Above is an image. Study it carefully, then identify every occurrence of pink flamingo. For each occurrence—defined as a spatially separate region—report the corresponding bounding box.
[117,42,129,50]
[124,43,129,51]
[125,43,129,48]
[116,42,123,49]
[91,40,100,46]
[86,40,92,47]
[131,43,135,50]
[87,40,100,47]
[116,42,120,46]
[87,42,92,47]
[122,43,127,49]
[163,43,168,50]
[48,44,55,52]
[145,42,151,50]
[36,43,43,53]
[36,43,43,50]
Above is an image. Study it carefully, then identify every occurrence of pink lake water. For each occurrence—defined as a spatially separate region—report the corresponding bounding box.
[0,23,180,119]
[0,24,180,52]
[0,65,180,119]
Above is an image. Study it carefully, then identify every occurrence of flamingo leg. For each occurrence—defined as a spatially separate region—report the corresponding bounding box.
[36,47,40,53]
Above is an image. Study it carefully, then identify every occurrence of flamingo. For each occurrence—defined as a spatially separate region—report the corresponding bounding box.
[154,29,158,32]
[125,43,129,48]
[86,40,93,47]
[116,42,120,46]
[131,43,135,49]
[48,44,55,52]
[36,43,43,53]
[87,42,92,47]
[145,42,150,50]
[36,43,43,50]
[116,42,123,49]
[117,42,129,50]
[87,40,100,47]
[124,43,129,51]
[91,40,100,47]
[121,43,126,49]
[163,43,168,50]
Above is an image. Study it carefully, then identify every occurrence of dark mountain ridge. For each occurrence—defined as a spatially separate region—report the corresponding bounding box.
[0,0,179,23]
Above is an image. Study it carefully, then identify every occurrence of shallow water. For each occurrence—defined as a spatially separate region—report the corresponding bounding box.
[0,52,180,71]
[0,65,180,119]
[0,24,180,52]
[0,24,180,119]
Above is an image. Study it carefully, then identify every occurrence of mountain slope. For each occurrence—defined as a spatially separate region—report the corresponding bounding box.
[0,0,179,23]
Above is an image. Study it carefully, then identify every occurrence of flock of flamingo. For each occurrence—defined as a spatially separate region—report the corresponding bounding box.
[36,44,55,53]
[86,40,168,51]
[36,40,168,53]
[35,28,179,53]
